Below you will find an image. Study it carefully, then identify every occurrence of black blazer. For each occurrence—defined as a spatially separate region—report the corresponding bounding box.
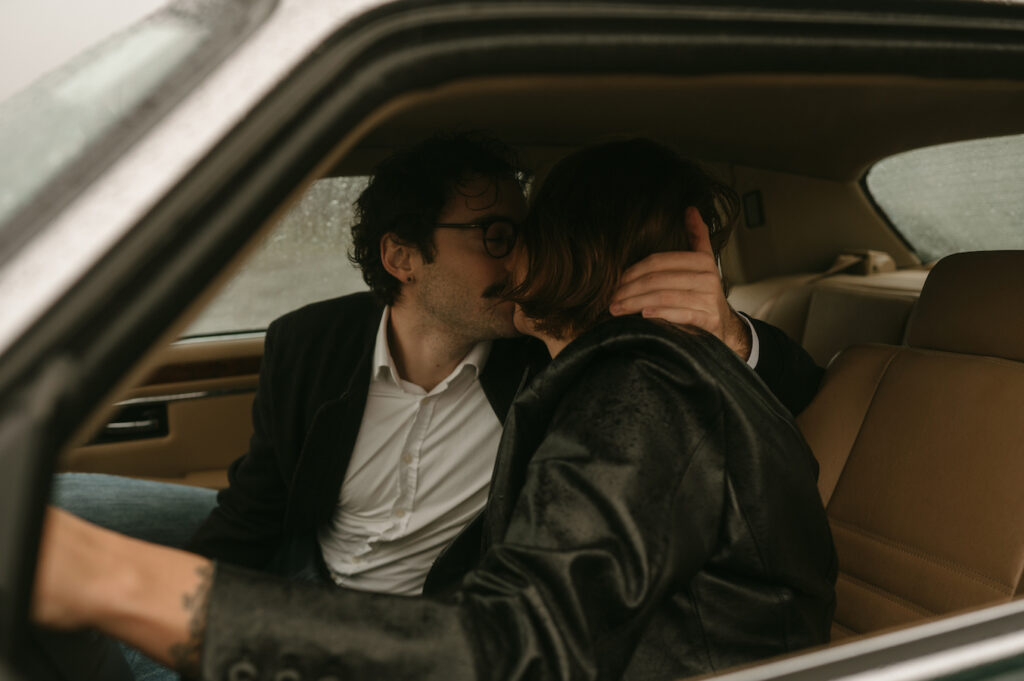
[188,292,822,579]
[200,316,835,681]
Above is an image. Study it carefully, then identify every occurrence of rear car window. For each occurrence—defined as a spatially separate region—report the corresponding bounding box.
[185,176,371,336]
[865,133,1024,263]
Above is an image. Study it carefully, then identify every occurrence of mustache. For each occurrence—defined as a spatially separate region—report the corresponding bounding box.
[482,280,510,299]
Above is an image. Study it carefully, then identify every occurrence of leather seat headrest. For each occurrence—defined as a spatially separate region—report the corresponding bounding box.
[906,250,1024,363]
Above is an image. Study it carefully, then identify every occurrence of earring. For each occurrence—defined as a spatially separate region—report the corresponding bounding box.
[406,276,415,283]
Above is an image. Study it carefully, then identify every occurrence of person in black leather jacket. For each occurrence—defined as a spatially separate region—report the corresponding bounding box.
[33,138,835,681]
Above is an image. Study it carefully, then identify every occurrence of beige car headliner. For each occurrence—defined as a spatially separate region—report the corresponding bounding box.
[334,73,1024,181]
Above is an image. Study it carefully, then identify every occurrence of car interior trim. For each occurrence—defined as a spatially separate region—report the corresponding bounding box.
[113,387,257,407]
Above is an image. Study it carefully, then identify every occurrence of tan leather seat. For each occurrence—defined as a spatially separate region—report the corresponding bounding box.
[796,251,1024,642]
[730,269,927,366]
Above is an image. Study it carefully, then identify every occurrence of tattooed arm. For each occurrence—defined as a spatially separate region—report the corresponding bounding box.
[32,508,213,677]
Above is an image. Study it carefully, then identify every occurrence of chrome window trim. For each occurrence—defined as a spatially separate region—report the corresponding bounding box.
[173,331,265,344]
[115,386,256,406]
[712,599,1024,681]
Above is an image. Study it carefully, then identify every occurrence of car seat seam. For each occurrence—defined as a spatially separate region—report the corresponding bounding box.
[837,572,934,619]
[830,621,857,637]
[829,519,1013,594]
[1011,561,1024,597]
[822,347,900,507]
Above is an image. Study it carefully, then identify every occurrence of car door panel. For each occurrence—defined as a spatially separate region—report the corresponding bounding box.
[59,336,263,489]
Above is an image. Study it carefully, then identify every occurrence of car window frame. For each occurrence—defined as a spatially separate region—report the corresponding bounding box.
[3,0,1024,676]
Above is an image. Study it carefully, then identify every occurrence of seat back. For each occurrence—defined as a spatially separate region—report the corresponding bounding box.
[796,251,1024,641]
[731,269,926,366]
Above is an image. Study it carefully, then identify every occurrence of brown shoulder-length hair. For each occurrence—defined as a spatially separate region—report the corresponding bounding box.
[503,138,739,338]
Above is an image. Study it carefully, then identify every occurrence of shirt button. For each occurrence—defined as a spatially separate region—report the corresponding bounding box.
[401,454,412,464]
[394,509,406,518]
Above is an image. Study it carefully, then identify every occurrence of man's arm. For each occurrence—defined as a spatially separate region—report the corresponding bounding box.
[610,206,822,414]
[747,316,824,416]
[33,508,214,677]
[611,207,751,359]
[34,508,474,679]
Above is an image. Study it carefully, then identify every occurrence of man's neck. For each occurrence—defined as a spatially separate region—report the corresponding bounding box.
[387,304,479,392]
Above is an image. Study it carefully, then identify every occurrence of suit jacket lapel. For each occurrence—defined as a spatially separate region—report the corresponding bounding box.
[284,306,381,532]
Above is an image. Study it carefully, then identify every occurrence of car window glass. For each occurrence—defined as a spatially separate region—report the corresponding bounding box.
[0,18,200,227]
[0,0,172,103]
[0,0,276,263]
[865,133,1024,263]
[184,176,371,337]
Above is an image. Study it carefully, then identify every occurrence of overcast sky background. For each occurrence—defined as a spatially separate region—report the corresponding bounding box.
[0,0,170,102]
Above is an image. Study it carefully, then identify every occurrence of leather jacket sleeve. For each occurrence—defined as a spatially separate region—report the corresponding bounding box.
[200,351,727,681]
[186,320,287,569]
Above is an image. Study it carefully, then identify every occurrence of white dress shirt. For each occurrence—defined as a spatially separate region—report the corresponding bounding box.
[739,312,761,369]
[318,308,503,595]
[318,309,762,595]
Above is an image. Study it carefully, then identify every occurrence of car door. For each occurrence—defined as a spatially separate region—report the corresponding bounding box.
[3,1,1024,679]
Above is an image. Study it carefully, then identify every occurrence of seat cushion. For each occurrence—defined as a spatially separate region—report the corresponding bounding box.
[798,345,1024,639]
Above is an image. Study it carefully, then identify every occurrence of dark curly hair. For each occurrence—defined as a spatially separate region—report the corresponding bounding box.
[503,138,739,339]
[349,131,529,305]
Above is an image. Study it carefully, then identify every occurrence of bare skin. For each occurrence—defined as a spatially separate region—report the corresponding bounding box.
[32,508,212,675]
[611,207,751,360]
[381,176,526,391]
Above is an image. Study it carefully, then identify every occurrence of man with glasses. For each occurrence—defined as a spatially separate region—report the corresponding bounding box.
[182,131,821,598]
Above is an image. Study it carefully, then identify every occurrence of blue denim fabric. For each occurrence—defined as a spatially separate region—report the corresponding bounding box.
[50,473,217,548]
[115,645,178,681]
[50,473,219,681]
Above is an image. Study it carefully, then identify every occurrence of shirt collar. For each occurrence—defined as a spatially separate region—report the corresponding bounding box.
[373,307,492,391]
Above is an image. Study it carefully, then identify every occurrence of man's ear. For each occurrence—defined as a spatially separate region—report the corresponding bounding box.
[381,233,420,284]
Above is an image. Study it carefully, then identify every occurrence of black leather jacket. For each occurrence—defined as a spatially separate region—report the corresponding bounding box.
[201,317,836,681]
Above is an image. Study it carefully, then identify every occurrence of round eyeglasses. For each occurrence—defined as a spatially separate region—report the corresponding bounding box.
[436,217,518,258]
